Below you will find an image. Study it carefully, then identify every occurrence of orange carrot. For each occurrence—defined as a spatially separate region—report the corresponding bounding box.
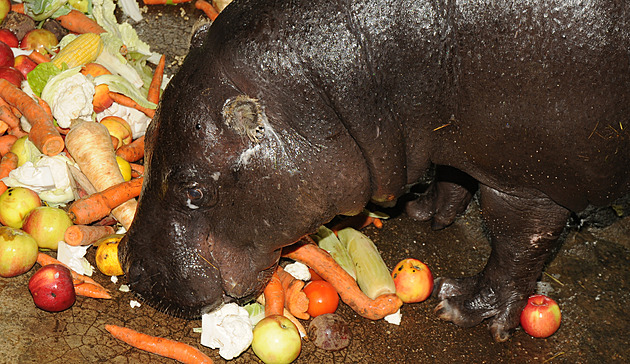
[37,252,104,288]
[276,266,310,320]
[55,10,106,34]
[144,0,194,4]
[10,3,24,13]
[109,92,155,118]
[0,152,18,195]
[0,120,7,135]
[0,135,17,156]
[263,271,285,317]
[283,241,403,320]
[116,135,145,162]
[147,54,165,104]
[257,294,308,339]
[28,50,51,64]
[35,95,53,118]
[373,218,383,229]
[331,213,375,234]
[195,0,220,21]
[0,79,63,156]
[74,282,112,299]
[67,177,143,225]
[64,224,115,246]
[129,163,144,178]
[105,324,214,364]
[0,96,22,130]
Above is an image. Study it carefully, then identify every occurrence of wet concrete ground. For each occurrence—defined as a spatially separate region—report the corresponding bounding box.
[1,4,629,363]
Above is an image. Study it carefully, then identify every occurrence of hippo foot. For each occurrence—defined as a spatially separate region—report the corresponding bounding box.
[406,180,472,230]
[433,276,525,342]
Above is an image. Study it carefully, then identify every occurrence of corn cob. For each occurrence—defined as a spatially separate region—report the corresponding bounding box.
[52,33,104,69]
[311,225,357,280]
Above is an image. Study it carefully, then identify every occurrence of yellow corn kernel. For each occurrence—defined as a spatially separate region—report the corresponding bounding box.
[52,33,104,69]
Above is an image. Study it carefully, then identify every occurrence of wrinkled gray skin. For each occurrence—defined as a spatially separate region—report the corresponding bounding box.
[119,0,629,341]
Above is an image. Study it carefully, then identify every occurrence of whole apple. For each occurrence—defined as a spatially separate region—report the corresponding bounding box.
[14,54,37,78]
[0,0,9,26]
[0,187,42,228]
[20,29,58,56]
[0,66,25,86]
[28,264,76,312]
[0,226,38,277]
[0,40,13,68]
[0,29,18,48]
[22,206,74,250]
[252,315,301,364]
[391,258,434,303]
[520,294,561,338]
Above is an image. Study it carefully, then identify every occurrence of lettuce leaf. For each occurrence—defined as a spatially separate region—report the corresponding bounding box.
[27,62,63,97]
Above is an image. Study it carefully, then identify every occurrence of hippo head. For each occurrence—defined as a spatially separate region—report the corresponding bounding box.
[118,21,371,318]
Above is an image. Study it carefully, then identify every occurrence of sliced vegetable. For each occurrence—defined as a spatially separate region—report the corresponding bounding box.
[337,227,396,300]
[311,225,356,280]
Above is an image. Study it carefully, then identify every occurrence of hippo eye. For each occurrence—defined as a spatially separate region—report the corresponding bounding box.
[187,188,203,200]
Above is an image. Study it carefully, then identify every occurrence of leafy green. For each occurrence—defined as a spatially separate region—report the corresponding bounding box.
[243,302,265,326]
[95,74,157,109]
[23,0,72,21]
[27,62,62,97]
[312,225,357,280]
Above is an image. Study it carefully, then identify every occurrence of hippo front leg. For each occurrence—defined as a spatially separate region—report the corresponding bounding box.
[434,185,570,342]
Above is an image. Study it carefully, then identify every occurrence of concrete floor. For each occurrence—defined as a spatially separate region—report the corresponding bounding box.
[0,4,628,363]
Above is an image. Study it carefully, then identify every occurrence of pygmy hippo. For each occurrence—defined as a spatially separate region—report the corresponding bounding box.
[118,0,629,341]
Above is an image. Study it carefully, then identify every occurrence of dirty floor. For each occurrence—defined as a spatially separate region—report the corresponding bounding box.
[1,4,629,364]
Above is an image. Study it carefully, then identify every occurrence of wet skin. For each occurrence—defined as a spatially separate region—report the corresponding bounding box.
[119,0,629,341]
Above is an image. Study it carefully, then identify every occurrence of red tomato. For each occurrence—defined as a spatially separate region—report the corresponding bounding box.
[303,280,339,317]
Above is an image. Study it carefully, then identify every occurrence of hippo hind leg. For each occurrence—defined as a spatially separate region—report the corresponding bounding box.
[434,185,570,342]
[406,165,477,230]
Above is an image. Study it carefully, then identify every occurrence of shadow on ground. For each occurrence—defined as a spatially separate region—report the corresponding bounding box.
[0,4,628,364]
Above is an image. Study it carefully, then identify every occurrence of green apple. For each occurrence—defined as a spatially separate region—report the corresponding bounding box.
[22,206,74,250]
[0,187,42,228]
[0,226,39,277]
[251,315,301,364]
[0,0,10,25]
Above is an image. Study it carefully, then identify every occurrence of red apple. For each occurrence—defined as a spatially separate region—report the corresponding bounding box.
[0,226,39,277]
[0,29,18,48]
[0,187,42,228]
[0,40,13,67]
[0,0,9,25]
[520,294,561,338]
[20,29,58,56]
[28,264,76,312]
[391,258,434,303]
[0,66,24,86]
[251,315,301,364]
[13,55,37,78]
[22,206,74,250]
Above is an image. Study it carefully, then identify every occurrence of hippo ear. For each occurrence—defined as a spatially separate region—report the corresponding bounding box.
[190,17,212,49]
[222,95,265,143]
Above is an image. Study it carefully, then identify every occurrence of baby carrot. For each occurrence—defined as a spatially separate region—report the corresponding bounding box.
[276,266,310,320]
[373,218,383,229]
[0,79,63,156]
[74,282,112,299]
[263,271,285,317]
[108,92,155,118]
[0,135,17,156]
[64,224,115,246]
[195,0,219,21]
[67,177,144,225]
[147,54,165,104]
[105,324,214,364]
[55,10,106,34]
[116,136,145,163]
[0,152,18,195]
[283,241,403,320]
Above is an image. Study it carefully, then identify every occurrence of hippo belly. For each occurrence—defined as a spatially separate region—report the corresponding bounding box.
[119,0,629,342]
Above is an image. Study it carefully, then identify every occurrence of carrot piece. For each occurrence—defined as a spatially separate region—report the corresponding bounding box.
[0,97,20,130]
[65,121,138,229]
[129,163,144,178]
[331,213,375,233]
[257,294,308,339]
[263,271,285,317]
[116,135,145,162]
[0,79,63,156]
[0,120,7,135]
[55,10,106,34]
[10,3,24,13]
[0,135,17,156]
[74,282,112,299]
[67,177,143,225]
[147,54,165,104]
[0,152,18,195]
[105,324,214,364]
[37,252,104,288]
[64,224,115,246]
[195,0,220,21]
[108,92,155,118]
[282,241,403,320]
[144,0,193,3]
[28,50,51,64]
[373,218,383,229]
[276,266,310,320]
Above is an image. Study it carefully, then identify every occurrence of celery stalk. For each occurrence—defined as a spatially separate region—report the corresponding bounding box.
[337,227,396,300]
[311,226,357,280]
